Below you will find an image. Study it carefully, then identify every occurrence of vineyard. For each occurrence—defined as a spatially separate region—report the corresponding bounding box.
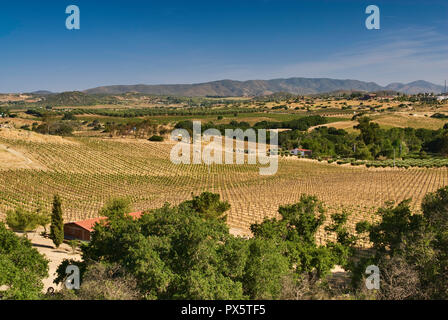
[1,128,448,243]
[326,157,448,168]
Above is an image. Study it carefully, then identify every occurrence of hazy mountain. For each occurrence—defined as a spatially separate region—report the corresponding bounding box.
[84,78,385,96]
[84,77,444,96]
[30,90,55,95]
[385,80,444,94]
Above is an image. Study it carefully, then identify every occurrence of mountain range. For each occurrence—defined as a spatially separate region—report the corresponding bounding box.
[83,78,445,96]
[30,78,446,97]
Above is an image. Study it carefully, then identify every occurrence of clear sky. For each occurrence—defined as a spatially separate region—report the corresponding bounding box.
[1,0,447,92]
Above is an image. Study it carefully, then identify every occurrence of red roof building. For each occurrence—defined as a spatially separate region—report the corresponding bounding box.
[64,212,143,241]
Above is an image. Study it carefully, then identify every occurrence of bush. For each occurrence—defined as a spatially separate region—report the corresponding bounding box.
[62,113,76,121]
[35,121,75,136]
[6,208,40,236]
[53,263,141,300]
[148,135,164,142]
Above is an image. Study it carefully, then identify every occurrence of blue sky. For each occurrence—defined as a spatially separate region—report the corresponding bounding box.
[0,0,447,92]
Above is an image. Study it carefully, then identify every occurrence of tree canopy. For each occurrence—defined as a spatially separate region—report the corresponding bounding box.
[0,223,49,300]
[55,192,351,300]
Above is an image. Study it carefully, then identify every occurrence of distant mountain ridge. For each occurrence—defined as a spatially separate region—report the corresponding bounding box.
[30,90,54,95]
[83,77,445,96]
[384,80,445,95]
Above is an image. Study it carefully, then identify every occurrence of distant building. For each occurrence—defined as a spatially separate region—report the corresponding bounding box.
[64,212,143,241]
[290,148,312,157]
[360,93,377,101]
[437,95,448,101]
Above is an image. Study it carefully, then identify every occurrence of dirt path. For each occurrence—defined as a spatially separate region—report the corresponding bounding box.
[20,228,82,292]
[0,143,45,170]
[0,144,33,164]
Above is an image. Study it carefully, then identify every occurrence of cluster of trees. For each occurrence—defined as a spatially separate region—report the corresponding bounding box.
[279,117,448,159]
[0,223,49,299]
[0,106,11,117]
[54,192,351,300]
[50,187,448,300]
[3,187,448,300]
[103,119,167,138]
[33,121,77,136]
[5,195,64,247]
[0,195,64,300]
[352,186,448,299]
[253,115,327,131]
[62,107,258,118]
[24,110,78,136]
[6,207,50,237]
[174,116,328,143]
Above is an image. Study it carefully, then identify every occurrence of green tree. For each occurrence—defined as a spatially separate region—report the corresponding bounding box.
[353,196,443,299]
[53,262,141,300]
[99,197,131,219]
[50,195,64,248]
[183,192,230,221]
[55,193,353,300]
[426,132,448,156]
[5,207,39,237]
[59,194,244,299]
[61,112,76,121]
[0,223,49,299]
[67,240,80,255]
[420,186,448,298]
[36,208,51,235]
[354,142,373,160]
[0,106,11,117]
[243,238,291,299]
[250,195,349,282]
[355,117,381,146]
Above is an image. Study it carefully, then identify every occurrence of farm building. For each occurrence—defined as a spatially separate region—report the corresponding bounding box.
[64,212,143,241]
[290,148,312,157]
[360,93,376,100]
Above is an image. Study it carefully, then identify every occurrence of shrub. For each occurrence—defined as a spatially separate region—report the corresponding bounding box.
[53,262,141,300]
[148,135,164,142]
[6,208,39,236]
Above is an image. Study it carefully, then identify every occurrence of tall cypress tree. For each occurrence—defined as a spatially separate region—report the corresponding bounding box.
[50,195,64,248]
